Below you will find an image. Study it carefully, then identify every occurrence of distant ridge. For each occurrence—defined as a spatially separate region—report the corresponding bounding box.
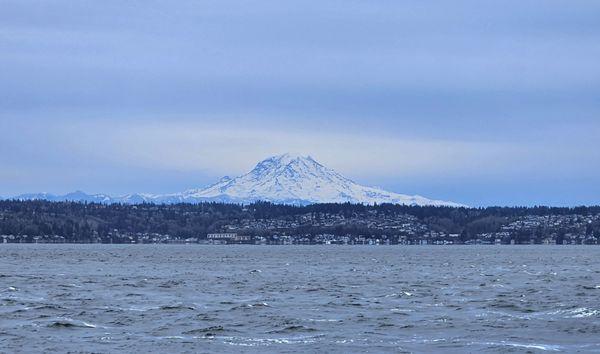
[13,153,465,207]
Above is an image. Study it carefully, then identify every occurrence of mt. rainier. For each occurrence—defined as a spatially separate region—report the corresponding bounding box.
[14,153,463,207]
[180,153,462,206]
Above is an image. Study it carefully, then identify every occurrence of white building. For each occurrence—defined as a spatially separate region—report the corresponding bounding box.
[207,233,237,240]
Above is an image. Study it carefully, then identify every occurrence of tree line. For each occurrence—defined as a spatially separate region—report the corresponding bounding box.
[0,200,599,243]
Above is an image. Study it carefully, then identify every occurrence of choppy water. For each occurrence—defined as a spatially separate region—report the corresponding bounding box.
[1,245,600,353]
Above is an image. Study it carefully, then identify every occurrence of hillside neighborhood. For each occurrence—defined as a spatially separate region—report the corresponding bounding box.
[1,201,598,245]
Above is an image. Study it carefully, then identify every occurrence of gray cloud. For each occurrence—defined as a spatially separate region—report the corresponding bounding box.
[1,0,599,205]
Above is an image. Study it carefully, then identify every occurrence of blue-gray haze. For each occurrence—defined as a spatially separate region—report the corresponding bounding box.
[1,1,599,206]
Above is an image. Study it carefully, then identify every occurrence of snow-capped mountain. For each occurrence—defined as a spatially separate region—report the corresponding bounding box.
[14,191,114,204]
[12,154,464,207]
[177,153,462,206]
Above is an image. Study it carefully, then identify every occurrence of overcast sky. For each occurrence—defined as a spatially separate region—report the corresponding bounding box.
[1,0,599,206]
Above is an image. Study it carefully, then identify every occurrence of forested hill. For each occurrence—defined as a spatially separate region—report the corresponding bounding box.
[1,200,599,244]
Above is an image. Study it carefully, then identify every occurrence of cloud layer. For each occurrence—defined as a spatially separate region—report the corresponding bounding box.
[1,0,599,206]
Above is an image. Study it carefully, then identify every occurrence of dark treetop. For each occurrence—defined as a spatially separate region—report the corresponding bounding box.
[1,200,599,244]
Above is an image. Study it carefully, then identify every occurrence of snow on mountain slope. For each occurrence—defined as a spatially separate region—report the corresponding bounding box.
[15,191,113,204]
[12,154,464,207]
[182,153,463,206]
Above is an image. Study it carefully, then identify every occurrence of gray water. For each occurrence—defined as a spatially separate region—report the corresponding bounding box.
[1,245,600,353]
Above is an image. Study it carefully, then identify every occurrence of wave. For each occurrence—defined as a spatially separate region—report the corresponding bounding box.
[46,318,97,329]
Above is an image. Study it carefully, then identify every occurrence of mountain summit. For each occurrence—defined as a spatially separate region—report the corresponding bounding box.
[178,153,461,206]
[14,153,463,207]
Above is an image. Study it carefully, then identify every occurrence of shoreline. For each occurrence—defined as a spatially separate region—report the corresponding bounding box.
[1,242,598,246]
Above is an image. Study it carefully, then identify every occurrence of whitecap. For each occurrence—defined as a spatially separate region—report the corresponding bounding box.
[477,341,563,351]
[548,307,600,318]
[222,334,323,346]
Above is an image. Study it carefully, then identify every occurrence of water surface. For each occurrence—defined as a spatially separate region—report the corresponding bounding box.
[1,245,600,353]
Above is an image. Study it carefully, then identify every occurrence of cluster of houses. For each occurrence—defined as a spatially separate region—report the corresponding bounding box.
[2,212,599,245]
[209,211,600,245]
